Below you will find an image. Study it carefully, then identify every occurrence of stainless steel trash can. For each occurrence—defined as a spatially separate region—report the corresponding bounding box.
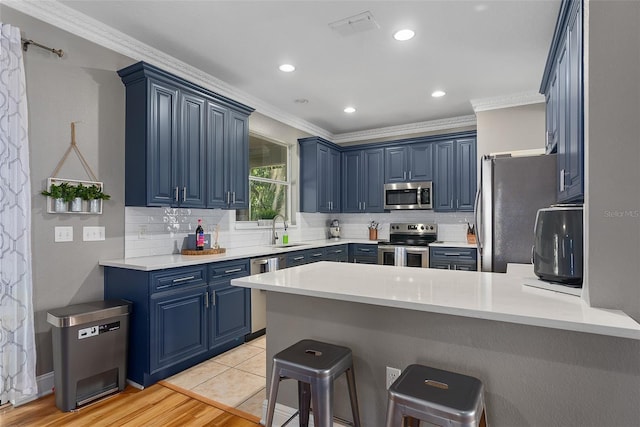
[47,299,131,411]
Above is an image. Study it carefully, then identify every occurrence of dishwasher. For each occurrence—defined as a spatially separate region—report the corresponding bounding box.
[249,255,286,336]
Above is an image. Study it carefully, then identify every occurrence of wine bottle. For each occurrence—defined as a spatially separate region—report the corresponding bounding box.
[196,219,205,251]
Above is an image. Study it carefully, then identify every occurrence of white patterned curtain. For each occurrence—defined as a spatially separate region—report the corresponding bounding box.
[0,23,37,404]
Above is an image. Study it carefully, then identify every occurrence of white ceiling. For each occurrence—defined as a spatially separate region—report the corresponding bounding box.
[53,0,560,138]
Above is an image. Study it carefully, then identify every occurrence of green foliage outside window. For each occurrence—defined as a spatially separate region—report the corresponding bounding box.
[249,165,287,221]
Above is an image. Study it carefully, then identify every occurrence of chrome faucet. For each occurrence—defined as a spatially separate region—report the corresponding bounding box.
[271,214,287,245]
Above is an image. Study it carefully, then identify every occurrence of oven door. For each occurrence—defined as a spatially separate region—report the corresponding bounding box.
[378,245,429,267]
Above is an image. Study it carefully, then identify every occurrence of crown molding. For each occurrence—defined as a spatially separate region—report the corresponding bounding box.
[332,115,477,144]
[470,91,544,112]
[6,1,483,144]
[4,0,333,140]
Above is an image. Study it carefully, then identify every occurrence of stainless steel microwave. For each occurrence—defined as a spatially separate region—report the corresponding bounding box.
[384,181,433,210]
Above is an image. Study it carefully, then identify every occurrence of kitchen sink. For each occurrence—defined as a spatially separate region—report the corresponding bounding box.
[272,243,307,249]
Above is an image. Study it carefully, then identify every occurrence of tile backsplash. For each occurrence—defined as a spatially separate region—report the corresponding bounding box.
[125,207,474,258]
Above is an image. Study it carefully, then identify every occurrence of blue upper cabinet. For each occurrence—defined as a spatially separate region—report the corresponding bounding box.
[179,91,206,208]
[385,142,433,183]
[434,138,476,212]
[434,141,455,211]
[299,137,341,213]
[540,0,583,203]
[455,138,477,211]
[118,62,253,208]
[342,148,384,213]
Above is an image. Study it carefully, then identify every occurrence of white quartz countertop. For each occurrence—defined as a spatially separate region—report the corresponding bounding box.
[231,262,640,340]
[99,239,378,271]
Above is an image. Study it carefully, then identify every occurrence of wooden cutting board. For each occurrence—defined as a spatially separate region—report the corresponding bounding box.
[181,248,226,256]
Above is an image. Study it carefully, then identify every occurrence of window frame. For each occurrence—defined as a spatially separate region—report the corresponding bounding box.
[236,132,292,226]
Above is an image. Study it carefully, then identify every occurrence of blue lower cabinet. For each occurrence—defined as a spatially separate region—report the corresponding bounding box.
[150,286,208,374]
[349,243,378,264]
[104,259,250,387]
[210,284,251,349]
[324,245,349,262]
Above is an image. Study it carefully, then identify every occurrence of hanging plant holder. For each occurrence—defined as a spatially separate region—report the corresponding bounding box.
[42,122,110,214]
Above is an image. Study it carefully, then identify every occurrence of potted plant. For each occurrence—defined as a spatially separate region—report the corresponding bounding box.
[41,182,76,212]
[84,184,110,213]
[70,183,85,212]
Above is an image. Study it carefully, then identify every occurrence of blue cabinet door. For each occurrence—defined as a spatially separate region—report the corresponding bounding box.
[299,138,341,213]
[455,138,476,211]
[434,141,455,211]
[362,148,384,212]
[150,286,208,374]
[342,151,362,213]
[179,91,206,208]
[329,148,341,212]
[148,81,179,206]
[206,101,228,208]
[228,110,250,209]
[562,0,583,202]
[210,285,251,348]
[384,147,407,183]
[408,142,433,182]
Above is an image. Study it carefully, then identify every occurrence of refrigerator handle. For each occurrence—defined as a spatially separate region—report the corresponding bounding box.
[474,156,485,258]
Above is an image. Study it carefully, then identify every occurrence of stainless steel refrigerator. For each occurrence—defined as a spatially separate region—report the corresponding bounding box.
[475,153,557,272]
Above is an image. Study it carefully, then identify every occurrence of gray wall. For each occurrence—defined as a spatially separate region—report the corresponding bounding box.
[2,6,132,375]
[476,103,546,157]
[583,0,640,321]
[267,292,640,427]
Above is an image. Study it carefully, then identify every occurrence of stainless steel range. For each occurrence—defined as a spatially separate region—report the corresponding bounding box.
[378,223,438,267]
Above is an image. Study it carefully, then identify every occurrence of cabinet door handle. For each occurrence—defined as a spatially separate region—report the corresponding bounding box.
[403,171,406,180]
[172,276,195,283]
[443,252,459,256]
[224,267,243,274]
[312,253,323,257]
[360,248,371,253]
[205,291,209,308]
[232,192,236,204]
[226,191,230,205]
[174,187,179,202]
[409,170,412,180]
[293,256,304,261]
[363,201,366,210]
[560,169,566,192]
[182,187,187,202]
[211,290,216,306]
[335,250,343,253]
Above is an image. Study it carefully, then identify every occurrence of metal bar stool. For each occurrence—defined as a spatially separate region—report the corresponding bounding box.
[385,364,487,427]
[265,339,361,427]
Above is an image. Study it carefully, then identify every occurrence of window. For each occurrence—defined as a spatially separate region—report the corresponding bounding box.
[236,134,290,223]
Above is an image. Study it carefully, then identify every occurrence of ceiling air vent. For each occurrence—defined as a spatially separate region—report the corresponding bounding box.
[328,11,380,36]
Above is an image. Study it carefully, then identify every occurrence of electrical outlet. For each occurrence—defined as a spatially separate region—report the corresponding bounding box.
[54,226,73,242]
[83,226,105,241]
[386,366,402,389]
[138,225,148,239]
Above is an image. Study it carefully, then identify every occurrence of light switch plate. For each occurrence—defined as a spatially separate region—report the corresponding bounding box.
[54,226,73,242]
[83,226,105,241]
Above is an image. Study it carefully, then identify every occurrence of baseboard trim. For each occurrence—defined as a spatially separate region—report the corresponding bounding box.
[261,401,349,426]
[12,372,55,407]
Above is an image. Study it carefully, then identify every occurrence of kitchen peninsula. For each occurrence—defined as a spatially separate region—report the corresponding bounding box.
[231,262,640,426]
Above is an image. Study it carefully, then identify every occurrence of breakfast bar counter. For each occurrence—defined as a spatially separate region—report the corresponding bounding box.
[232,263,640,426]
[232,262,640,339]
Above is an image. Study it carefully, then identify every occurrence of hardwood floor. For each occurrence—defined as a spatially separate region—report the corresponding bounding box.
[1,384,261,426]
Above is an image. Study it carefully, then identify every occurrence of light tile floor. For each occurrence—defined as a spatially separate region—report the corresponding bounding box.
[164,335,267,418]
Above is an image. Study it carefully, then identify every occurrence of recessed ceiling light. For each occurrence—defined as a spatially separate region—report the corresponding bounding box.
[431,90,446,98]
[279,64,295,72]
[393,29,415,41]
[294,98,309,104]
[344,107,356,113]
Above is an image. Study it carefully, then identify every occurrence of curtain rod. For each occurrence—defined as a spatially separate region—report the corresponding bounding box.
[21,38,64,58]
